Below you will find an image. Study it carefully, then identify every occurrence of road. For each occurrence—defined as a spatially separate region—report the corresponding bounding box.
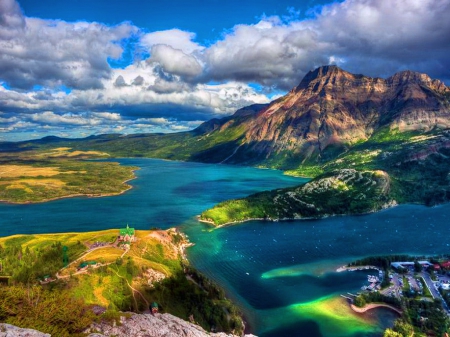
[420,272,450,314]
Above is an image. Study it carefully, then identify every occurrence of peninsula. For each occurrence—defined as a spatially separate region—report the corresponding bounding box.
[0,147,137,204]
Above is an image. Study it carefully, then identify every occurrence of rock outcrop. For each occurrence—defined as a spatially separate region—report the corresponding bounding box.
[86,313,257,337]
[0,314,258,337]
[0,324,50,337]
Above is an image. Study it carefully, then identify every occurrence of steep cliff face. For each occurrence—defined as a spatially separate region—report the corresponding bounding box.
[226,65,450,164]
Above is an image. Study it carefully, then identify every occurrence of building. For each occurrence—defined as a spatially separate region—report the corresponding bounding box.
[118,224,135,243]
[441,261,450,269]
[391,261,433,270]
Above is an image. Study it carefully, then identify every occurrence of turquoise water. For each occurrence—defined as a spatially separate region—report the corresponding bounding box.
[0,159,305,236]
[1,158,450,336]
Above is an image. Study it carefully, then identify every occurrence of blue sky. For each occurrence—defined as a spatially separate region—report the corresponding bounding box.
[18,0,325,42]
[1,0,450,141]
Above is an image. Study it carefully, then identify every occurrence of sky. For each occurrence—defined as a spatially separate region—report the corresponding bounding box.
[1,0,450,141]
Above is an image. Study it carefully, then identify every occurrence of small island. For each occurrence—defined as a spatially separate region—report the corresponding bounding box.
[0,227,245,336]
[0,147,137,203]
[339,255,450,337]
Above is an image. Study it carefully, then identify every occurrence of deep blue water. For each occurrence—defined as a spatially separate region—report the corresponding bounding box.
[2,158,450,336]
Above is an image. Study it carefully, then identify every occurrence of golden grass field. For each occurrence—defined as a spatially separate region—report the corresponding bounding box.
[0,147,137,203]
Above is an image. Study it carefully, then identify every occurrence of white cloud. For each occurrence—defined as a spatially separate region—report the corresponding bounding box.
[29,111,122,126]
[0,0,137,90]
[201,0,450,87]
[147,44,203,79]
[141,29,203,54]
[1,0,450,141]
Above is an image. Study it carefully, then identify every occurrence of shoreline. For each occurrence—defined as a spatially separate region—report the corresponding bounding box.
[197,214,324,228]
[0,168,138,205]
[197,204,398,227]
[350,303,403,315]
[336,265,381,272]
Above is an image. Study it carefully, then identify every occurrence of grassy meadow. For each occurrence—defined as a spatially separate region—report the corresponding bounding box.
[0,147,137,203]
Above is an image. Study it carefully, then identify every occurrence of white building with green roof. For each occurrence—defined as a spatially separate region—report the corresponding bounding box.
[118,224,135,243]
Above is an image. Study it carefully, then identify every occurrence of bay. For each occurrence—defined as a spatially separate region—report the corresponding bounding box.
[1,158,449,336]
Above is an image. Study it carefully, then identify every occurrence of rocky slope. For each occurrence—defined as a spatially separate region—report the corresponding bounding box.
[0,314,258,337]
[222,65,450,166]
[0,324,50,337]
[87,313,256,337]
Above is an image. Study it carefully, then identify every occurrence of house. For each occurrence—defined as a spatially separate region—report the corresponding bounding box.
[118,224,135,243]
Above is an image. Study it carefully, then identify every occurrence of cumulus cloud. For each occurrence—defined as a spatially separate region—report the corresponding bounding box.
[147,44,203,80]
[29,111,122,126]
[1,0,450,141]
[141,29,202,54]
[198,0,450,88]
[311,0,450,79]
[0,0,136,90]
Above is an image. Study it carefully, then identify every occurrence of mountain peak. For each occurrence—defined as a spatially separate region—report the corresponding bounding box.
[295,65,352,91]
[387,70,449,93]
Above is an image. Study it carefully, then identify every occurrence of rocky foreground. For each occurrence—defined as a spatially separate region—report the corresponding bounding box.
[0,313,257,337]
[0,324,50,337]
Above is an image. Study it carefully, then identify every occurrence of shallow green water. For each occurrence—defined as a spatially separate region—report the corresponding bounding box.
[1,158,449,336]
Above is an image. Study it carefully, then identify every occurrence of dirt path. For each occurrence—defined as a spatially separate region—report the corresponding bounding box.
[111,268,149,310]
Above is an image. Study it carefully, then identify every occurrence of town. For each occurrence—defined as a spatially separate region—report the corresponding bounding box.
[339,256,450,336]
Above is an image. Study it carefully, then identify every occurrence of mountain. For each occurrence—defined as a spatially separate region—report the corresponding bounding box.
[234,65,450,165]
[11,66,450,223]
[17,65,449,170]
[196,67,450,225]
[187,65,450,167]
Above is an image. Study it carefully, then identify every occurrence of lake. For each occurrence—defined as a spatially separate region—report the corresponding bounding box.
[2,158,450,336]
